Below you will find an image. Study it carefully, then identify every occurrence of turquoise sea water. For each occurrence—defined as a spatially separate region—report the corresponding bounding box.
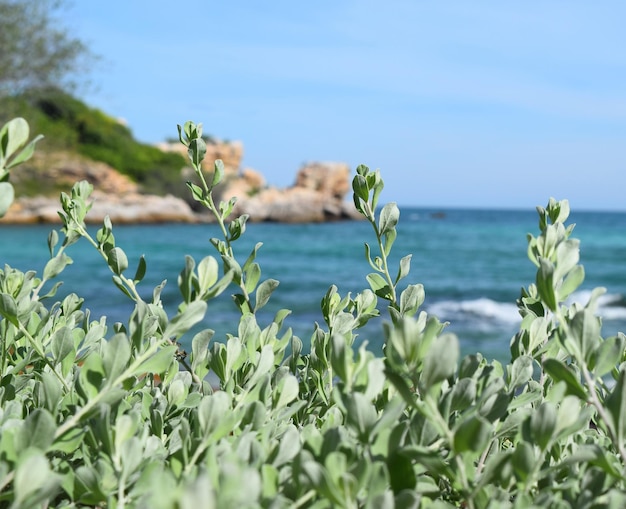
[2,206,626,363]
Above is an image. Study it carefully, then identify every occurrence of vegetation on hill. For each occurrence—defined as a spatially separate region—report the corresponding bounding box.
[0,90,187,196]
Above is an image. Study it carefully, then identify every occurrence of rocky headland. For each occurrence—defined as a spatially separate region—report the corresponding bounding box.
[2,140,361,224]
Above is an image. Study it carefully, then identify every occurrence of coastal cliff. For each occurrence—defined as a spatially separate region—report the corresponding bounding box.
[2,142,360,224]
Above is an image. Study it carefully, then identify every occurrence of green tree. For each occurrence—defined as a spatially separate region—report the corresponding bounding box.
[0,0,96,97]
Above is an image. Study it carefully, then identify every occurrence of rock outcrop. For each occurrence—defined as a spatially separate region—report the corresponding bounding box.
[2,151,197,224]
[4,191,197,224]
[224,162,360,222]
[1,146,361,224]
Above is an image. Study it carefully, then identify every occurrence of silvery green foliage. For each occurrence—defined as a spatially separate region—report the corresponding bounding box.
[1,119,626,508]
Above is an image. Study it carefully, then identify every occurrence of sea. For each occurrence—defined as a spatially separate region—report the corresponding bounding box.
[2,206,626,364]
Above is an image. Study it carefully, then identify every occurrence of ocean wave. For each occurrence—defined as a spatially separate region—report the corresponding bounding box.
[426,291,626,327]
[427,298,520,325]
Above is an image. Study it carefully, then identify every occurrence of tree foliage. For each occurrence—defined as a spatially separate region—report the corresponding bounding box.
[0,0,96,97]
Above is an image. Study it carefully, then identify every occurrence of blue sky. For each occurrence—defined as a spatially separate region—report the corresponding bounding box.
[68,1,626,210]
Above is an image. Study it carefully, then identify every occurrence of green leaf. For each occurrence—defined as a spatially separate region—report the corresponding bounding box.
[421,333,459,391]
[555,395,589,437]
[383,228,397,257]
[228,215,249,242]
[378,202,399,235]
[167,379,188,408]
[133,255,147,283]
[163,300,207,339]
[352,174,369,202]
[191,329,214,368]
[508,355,534,391]
[0,292,19,326]
[198,391,233,439]
[13,451,59,507]
[47,230,59,257]
[395,254,412,284]
[39,370,62,414]
[178,254,196,303]
[76,353,105,400]
[364,243,378,271]
[134,345,177,375]
[249,346,275,388]
[387,452,416,494]
[385,370,418,411]
[343,392,378,441]
[43,252,73,280]
[2,117,30,159]
[592,334,625,377]
[558,264,585,301]
[20,409,57,451]
[0,181,14,217]
[205,270,234,299]
[511,442,535,482]
[186,181,204,201]
[450,378,477,412]
[50,326,75,364]
[212,159,225,186]
[255,278,279,312]
[366,273,392,300]
[244,262,262,294]
[197,256,219,293]
[330,333,352,383]
[6,135,43,170]
[605,367,626,442]
[225,336,245,377]
[542,358,587,399]
[529,402,557,450]
[107,247,128,275]
[369,396,407,441]
[553,239,580,281]
[399,284,424,317]
[536,258,557,311]
[453,414,492,453]
[273,375,299,410]
[270,425,301,467]
[188,137,207,167]
[565,308,601,364]
[102,333,131,381]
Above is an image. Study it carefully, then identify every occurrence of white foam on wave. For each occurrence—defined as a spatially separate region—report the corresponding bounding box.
[427,298,521,325]
[428,291,626,328]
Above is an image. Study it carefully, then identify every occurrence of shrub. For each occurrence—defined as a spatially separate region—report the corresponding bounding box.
[1,117,626,508]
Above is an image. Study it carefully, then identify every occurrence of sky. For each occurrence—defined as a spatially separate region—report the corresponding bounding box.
[66,1,626,211]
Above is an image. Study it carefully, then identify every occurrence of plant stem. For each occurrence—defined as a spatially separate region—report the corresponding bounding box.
[178,355,202,385]
[363,202,397,306]
[289,490,316,509]
[75,224,143,303]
